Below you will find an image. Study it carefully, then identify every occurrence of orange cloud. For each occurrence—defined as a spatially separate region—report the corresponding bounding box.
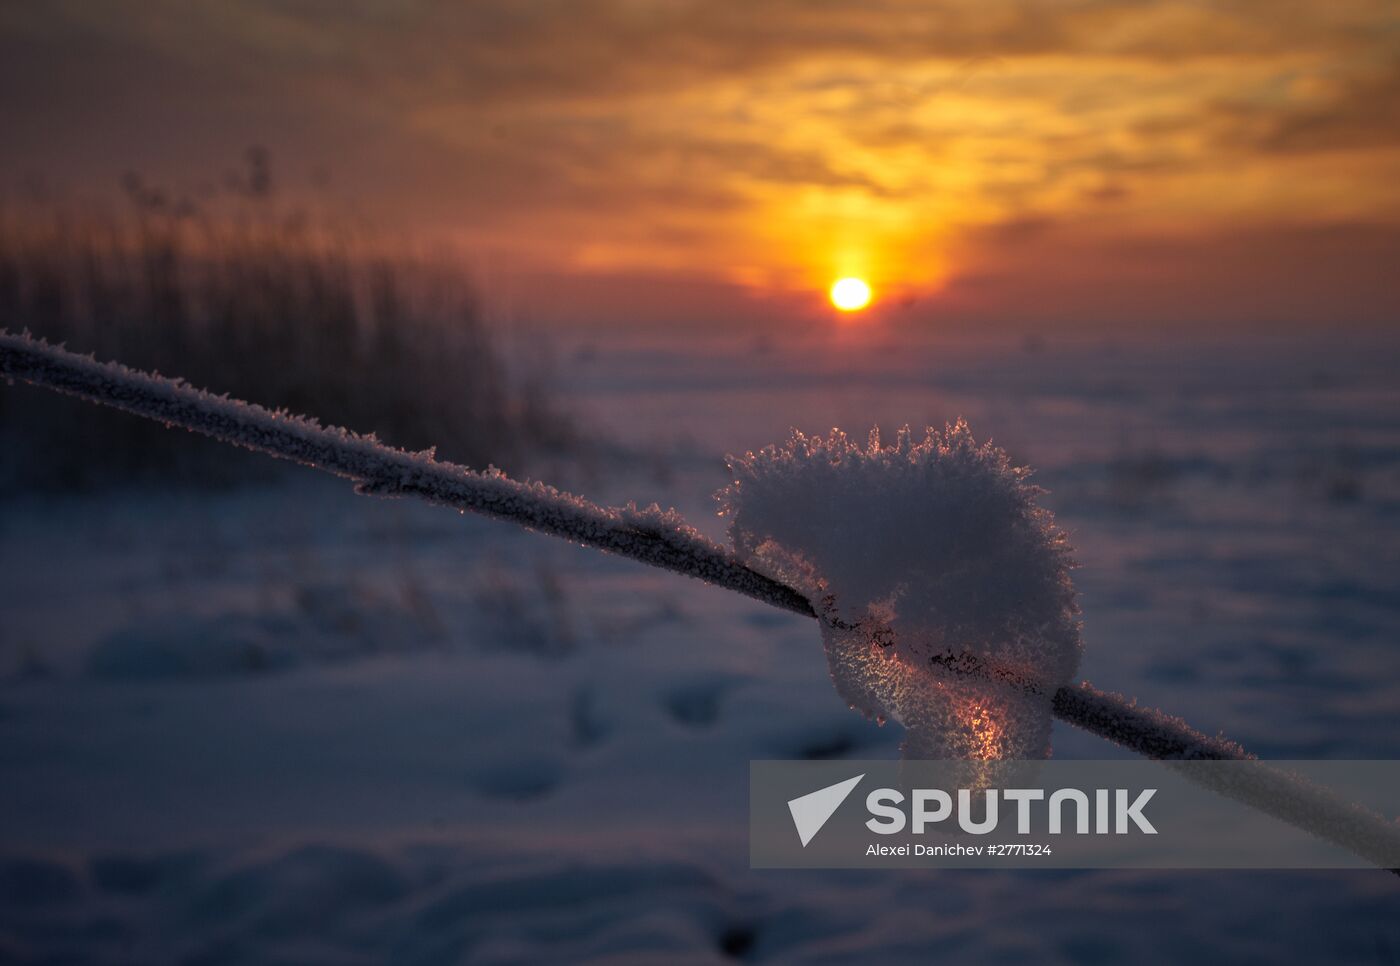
[2,1,1398,332]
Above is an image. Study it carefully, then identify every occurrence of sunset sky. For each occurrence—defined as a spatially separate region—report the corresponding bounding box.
[2,1,1398,332]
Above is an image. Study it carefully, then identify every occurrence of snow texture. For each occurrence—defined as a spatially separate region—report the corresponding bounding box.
[720,423,1082,759]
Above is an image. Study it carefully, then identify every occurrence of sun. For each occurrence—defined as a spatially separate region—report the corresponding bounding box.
[829,277,872,312]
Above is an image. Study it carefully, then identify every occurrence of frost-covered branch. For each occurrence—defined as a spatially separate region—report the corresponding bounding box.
[0,331,1304,761]
[0,330,811,616]
[1052,682,1247,760]
[10,327,1400,868]
[4,330,1398,872]
[0,332,1314,761]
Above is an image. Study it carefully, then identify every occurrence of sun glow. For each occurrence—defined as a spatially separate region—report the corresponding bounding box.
[829,277,872,311]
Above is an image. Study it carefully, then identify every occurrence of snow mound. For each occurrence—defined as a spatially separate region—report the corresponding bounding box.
[720,421,1081,759]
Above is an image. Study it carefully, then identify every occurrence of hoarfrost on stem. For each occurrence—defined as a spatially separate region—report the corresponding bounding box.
[0,332,1228,762]
[0,330,809,615]
[720,422,1082,760]
[9,333,1400,873]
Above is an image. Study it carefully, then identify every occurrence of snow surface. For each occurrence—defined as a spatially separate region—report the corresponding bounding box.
[721,422,1080,760]
[3,333,1400,963]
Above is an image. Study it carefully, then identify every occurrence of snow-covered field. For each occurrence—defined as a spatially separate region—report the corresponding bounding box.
[3,333,1399,963]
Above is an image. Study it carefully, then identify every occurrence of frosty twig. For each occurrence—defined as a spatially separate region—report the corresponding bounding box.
[0,330,810,615]
[0,329,1266,761]
[10,329,1400,873]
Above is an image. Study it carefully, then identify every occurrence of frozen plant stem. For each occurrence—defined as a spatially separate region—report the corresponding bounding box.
[3,331,1398,872]
[0,331,1319,757]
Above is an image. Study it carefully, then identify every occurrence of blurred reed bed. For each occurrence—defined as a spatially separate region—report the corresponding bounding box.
[0,156,570,491]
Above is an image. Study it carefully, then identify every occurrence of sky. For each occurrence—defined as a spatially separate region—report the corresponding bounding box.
[2,1,1398,334]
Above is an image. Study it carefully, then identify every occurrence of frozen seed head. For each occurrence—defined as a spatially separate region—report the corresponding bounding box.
[719,421,1082,760]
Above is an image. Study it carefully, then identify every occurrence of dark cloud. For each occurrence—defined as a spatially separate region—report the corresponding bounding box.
[6,1,1387,115]
[1238,59,1400,154]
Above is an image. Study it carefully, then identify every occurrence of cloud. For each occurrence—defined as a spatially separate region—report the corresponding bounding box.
[2,0,1398,330]
[1224,58,1400,155]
